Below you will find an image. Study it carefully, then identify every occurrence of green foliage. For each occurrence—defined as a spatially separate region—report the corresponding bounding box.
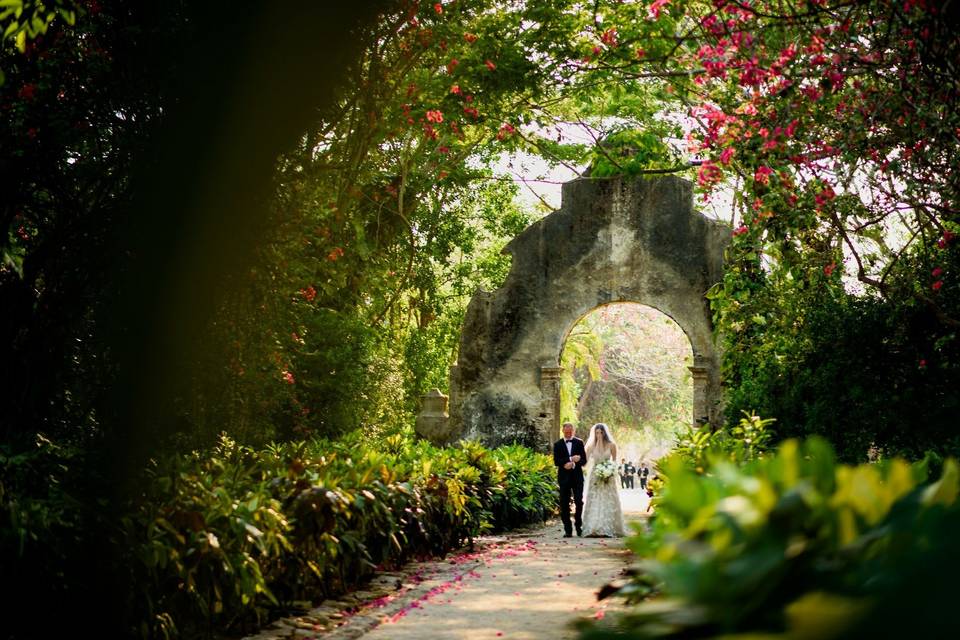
[4,1,960,636]
[672,412,776,473]
[720,244,960,462]
[2,432,555,638]
[0,0,78,85]
[560,325,603,425]
[589,128,683,177]
[580,437,960,639]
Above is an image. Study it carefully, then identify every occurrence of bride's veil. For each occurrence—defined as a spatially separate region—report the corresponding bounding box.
[585,422,617,459]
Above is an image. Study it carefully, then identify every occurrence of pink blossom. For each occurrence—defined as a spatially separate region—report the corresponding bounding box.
[18,83,37,101]
[932,280,944,291]
[704,58,728,78]
[754,166,774,185]
[800,85,823,102]
[648,0,671,19]
[730,31,753,48]
[738,57,766,86]
[425,110,444,123]
[719,147,735,164]
[697,161,723,188]
[600,28,618,47]
[701,14,723,35]
[815,186,836,207]
[777,45,797,66]
[732,225,749,236]
[932,267,944,277]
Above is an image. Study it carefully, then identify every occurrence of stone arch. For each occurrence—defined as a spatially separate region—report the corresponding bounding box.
[557,300,695,423]
[445,175,730,452]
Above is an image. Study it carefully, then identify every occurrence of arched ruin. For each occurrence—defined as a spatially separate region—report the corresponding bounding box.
[421,175,730,451]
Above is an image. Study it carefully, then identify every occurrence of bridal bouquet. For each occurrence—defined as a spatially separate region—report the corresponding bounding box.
[594,459,618,483]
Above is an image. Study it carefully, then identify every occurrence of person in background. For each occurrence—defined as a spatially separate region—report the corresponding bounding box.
[640,462,649,490]
[623,459,636,489]
[619,457,629,489]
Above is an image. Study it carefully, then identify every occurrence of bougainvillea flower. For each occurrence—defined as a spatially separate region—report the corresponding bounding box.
[754,166,774,185]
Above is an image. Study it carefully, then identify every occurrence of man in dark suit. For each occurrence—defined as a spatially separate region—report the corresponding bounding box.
[624,460,636,489]
[553,422,587,537]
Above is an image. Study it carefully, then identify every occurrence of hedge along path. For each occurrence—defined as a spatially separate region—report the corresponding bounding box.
[246,490,650,640]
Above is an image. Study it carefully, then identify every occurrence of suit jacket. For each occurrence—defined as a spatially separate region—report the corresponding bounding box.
[553,437,587,487]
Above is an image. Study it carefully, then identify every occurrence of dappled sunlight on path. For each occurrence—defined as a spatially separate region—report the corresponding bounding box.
[322,489,651,640]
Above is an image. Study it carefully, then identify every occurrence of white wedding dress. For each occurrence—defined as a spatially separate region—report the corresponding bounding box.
[582,445,625,537]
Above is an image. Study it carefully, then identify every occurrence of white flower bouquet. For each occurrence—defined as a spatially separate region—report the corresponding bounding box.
[594,459,618,482]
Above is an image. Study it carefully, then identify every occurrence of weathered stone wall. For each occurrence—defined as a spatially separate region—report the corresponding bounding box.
[448,175,730,452]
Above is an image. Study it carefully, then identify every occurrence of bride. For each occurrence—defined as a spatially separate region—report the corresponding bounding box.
[582,423,626,537]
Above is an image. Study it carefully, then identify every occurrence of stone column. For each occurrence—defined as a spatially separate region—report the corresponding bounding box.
[688,363,710,428]
[539,365,563,446]
[447,364,461,432]
[415,389,453,445]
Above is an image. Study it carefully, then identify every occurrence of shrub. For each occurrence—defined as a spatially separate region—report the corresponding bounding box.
[581,437,960,639]
[113,430,554,637]
[3,430,555,638]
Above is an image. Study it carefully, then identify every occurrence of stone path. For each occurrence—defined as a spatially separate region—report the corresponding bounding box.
[247,489,650,640]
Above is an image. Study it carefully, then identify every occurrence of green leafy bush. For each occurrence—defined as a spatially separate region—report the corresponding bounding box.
[113,431,555,637]
[719,237,960,464]
[589,129,683,177]
[3,431,554,638]
[671,412,776,474]
[581,437,960,639]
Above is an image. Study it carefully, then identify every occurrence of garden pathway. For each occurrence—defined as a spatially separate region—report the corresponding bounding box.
[247,489,649,640]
